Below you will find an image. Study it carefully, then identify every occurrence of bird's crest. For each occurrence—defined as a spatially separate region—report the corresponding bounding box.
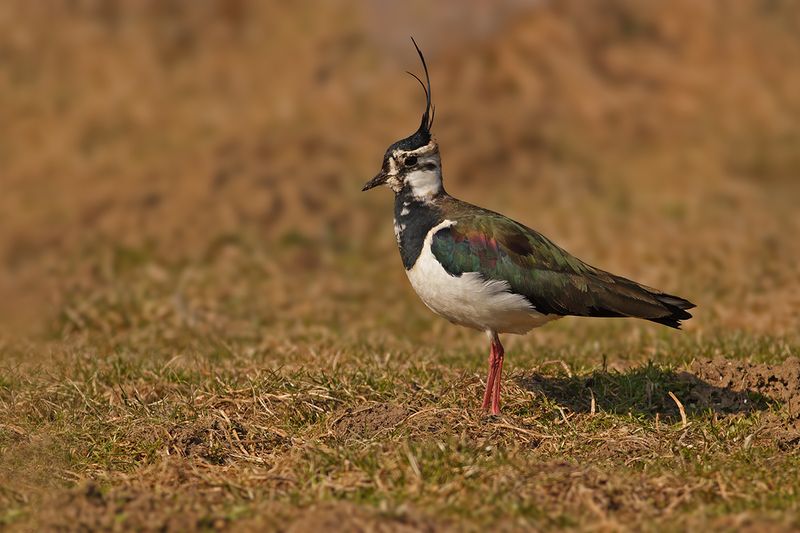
[390,37,435,152]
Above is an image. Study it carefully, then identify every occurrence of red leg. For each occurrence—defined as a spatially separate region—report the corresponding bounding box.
[490,335,504,415]
[481,340,499,411]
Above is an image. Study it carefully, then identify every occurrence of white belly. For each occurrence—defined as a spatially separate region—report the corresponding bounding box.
[405,220,558,334]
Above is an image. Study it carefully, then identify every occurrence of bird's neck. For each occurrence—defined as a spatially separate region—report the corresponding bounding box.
[393,189,445,270]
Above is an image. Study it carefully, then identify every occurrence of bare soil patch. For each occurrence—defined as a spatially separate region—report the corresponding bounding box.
[689,357,800,419]
[689,356,800,447]
[329,403,413,440]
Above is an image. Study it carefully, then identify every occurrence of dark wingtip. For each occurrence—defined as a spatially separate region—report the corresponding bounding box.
[648,293,695,329]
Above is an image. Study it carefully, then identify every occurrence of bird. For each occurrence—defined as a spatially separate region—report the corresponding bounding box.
[362,39,695,415]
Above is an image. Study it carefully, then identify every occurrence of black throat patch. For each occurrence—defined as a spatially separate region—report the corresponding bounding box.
[393,189,443,270]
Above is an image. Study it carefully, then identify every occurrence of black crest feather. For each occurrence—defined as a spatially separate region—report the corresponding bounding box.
[389,37,434,152]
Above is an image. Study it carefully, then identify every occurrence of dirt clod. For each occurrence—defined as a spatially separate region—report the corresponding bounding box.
[330,403,412,440]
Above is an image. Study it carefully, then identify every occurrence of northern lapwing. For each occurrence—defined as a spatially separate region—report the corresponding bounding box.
[362,39,695,415]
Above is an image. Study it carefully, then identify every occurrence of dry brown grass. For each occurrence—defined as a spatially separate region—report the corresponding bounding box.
[2,0,800,530]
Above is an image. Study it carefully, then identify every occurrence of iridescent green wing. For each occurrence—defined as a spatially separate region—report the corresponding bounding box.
[430,205,693,326]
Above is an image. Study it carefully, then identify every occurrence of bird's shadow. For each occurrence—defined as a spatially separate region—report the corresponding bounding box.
[518,362,773,421]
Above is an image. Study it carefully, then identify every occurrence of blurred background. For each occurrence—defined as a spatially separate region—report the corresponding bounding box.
[2,0,799,344]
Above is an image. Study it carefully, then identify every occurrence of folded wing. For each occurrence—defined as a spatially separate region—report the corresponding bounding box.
[430,210,695,328]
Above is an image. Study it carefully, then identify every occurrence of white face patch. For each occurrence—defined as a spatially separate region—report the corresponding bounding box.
[405,166,442,201]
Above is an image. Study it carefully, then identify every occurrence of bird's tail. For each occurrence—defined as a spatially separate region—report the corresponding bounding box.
[585,272,696,329]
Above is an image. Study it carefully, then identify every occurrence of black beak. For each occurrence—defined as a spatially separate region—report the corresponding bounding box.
[362,170,388,191]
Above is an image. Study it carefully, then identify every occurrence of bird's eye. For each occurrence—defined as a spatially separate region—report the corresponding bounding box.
[405,156,418,167]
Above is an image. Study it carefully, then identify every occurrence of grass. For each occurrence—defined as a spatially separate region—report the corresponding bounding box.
[2,224,799,531]
[3,227,800,530]
[1,238,799,530]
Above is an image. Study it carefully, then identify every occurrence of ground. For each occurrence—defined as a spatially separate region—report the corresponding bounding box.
[2,1,800,531]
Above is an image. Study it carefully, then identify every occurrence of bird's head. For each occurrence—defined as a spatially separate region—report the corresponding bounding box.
[362,38,443,201]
